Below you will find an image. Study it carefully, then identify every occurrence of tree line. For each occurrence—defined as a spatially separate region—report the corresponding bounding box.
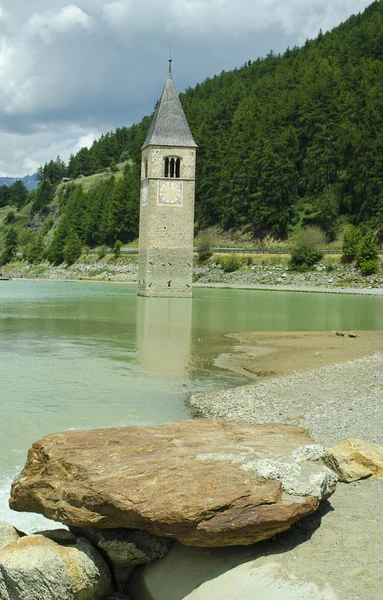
[2,0,383,268]
[39,0,383,244]
[1,165,140,266]
[183,0,383,241]
[55,165,139,252]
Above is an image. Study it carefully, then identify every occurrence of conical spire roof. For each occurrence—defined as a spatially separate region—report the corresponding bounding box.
[142,74,197,149]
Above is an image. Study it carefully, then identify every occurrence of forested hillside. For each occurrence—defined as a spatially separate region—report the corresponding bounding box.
[33,0,383,246]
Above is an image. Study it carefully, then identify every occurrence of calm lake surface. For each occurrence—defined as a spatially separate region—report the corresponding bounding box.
[1,280,383,530]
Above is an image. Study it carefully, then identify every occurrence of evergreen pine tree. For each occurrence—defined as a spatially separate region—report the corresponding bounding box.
[63,230,83,265]
[9,180,28,210]
[0,185,10,207]
[1,227,18,264]
[64,185,87,241]
[31,179,54,215]
[26,234,45,264]
[108,166,139,244]
[46,215,71,264]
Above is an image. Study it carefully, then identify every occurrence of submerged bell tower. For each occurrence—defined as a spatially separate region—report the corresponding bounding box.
[137,62,197,298]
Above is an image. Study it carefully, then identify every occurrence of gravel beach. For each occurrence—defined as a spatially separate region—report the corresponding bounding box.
[187,352,383,447]
[186,352,383,600]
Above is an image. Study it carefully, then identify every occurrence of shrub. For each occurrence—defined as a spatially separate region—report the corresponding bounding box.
[98,244,108,259]
[290,246,323,271]
[357,231,378,262]
[359,259,379,276]
[113,240,122,259]
[219,254,242,272]
[5,211,15,224]
[342,225,362,262]
[289,226,325,272]
[196,231,215,262]
[356,231,379,276]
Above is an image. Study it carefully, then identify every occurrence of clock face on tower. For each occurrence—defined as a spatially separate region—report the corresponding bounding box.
[158,180,183,206]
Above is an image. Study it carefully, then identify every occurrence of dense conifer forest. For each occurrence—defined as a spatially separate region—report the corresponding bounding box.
[9,1,383,253]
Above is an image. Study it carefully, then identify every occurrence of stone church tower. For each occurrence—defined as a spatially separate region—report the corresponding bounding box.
[137,72,197,298]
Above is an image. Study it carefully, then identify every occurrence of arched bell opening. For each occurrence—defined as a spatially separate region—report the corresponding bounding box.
[164,156,181,178]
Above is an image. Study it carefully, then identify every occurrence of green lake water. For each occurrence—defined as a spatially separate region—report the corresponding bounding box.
[1,280,382,530]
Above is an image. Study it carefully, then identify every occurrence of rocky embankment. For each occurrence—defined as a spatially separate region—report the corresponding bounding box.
[193,260,383,291]
[2,258,138,282]
[3,257,383,291]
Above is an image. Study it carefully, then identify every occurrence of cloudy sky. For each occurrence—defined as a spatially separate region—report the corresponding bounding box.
[0,0,369,177]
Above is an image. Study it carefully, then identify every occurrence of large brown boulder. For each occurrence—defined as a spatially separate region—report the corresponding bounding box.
[10,420,337,547]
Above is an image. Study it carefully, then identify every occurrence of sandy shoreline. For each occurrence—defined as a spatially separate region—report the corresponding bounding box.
[215,329,383,380]
[194,281,383,295]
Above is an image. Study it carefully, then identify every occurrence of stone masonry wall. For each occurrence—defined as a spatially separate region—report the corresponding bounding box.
[138,145,196,298]
[138,248,193,297]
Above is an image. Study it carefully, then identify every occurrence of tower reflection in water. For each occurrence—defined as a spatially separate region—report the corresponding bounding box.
[136,297,192,380]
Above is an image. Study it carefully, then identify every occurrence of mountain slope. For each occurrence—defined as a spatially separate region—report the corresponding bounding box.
[0,174,38,191]
[42,1,383,243]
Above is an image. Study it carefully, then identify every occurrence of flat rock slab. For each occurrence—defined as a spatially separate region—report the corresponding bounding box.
[183,561,338,600]
[10,420,336,547]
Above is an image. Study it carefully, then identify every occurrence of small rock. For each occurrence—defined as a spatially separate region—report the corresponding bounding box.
[327,439,383,482]
[70,527,172,592]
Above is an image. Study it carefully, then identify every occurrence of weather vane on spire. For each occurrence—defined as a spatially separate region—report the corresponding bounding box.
[167,45,173,74]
